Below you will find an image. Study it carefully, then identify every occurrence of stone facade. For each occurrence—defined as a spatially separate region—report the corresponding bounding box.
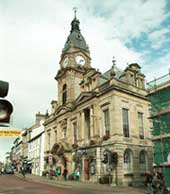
[44,14,153,186]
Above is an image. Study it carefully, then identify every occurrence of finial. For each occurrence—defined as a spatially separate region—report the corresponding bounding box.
[112,56,116,66]
[111,56,116,78]
[73,7,77,19]
[46,109,49,116]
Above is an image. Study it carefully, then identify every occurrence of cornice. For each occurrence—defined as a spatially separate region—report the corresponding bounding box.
[55,66,85,80]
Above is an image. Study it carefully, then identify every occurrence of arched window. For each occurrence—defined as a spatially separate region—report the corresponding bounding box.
[124,149,133,173]
[139,150,148,172]
[62,84,67,105]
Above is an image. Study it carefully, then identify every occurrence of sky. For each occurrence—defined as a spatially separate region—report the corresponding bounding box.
[0,0,170,161]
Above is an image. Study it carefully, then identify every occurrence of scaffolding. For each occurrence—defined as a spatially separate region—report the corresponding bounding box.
[147,71,170,187]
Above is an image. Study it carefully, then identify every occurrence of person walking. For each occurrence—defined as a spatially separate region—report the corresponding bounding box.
[145,171,153,194]
[21,166,26,179]
[62,168,68,181]
[152,171,165,194]
[75,168,80,181]
[1,167,4,175]
[54,167,59,180]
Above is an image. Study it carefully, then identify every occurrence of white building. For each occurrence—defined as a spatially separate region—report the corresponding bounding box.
[28,112,46,176]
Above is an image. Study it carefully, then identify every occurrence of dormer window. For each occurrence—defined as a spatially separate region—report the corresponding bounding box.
[62,84,67,105]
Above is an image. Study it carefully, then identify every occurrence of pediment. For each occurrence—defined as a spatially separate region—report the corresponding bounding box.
[55,105,71,115]
[75,92,96,104]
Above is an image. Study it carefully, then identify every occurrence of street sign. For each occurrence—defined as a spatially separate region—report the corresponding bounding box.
[0,129,21,137]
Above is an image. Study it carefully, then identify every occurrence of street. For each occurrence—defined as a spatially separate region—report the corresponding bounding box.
[0,175,73,194]
[0,175,145,194]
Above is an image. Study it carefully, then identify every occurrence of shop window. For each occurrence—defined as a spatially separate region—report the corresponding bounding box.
[124,149,133,173]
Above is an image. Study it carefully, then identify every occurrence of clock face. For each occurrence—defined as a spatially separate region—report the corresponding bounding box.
[63,57,68,67]
[76,55,85,65]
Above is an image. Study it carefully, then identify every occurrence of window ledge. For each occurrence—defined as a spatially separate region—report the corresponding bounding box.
[124,172,134,176]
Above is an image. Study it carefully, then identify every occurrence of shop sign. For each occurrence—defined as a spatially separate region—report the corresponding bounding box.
[0,129,21,137]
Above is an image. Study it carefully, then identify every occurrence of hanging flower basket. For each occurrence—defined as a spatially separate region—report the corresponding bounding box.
[72,143,78,149]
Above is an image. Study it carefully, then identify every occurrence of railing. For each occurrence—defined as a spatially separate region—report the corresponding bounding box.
[147,72,170,89]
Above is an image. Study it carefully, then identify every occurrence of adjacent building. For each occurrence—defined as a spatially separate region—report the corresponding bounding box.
[28,112,46,176]
[44,13,153,186]
[11,136,22,171]
[147,72,170,187]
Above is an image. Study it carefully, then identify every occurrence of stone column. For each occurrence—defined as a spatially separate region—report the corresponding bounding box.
[77,112,81,140]
[90,105,94,138]
[81,111,85,142]
[96,147,101,181]
[115,144,124,185]
[93,105,97,136]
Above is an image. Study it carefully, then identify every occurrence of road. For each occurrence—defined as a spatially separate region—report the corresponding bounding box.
[0,175,145,194]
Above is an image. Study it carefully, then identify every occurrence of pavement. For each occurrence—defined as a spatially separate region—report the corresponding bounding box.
[14,172,146,194]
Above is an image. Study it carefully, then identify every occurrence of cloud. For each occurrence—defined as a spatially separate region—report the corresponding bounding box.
[148,28,170,49]
[0,0,169,159]
[104,0,167,41]
[144,51,170,82]
[0,0,169,126]
[0,138,14,162]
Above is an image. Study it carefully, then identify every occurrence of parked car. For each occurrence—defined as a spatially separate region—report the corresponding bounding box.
[5,167,14,174]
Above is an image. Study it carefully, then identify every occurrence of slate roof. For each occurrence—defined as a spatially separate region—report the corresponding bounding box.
[62,17,89,54]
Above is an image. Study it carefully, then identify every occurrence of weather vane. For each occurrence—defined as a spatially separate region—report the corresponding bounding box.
[73,7,77,18]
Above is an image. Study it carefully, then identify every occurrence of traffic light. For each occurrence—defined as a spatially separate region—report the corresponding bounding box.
[102,152,108,164]
[111,152,118,165]
[0,80,13,124]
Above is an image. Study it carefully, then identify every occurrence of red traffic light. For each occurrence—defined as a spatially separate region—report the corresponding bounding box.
[0,80,9,98]
[0,99,13,123]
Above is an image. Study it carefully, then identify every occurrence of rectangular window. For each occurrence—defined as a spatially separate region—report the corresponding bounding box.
[63,127,67,139]
[104,109,110,138]
[73,122,77,143]
[48,133,50,150]
[122,108,130,137]
[138,112,144,139]
[55,130,57,142]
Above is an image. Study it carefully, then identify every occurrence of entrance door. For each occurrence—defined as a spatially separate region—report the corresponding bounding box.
[84,159,89,180]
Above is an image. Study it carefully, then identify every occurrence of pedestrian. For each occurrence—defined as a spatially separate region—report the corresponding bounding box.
[21,166,26,179]
[145,171,153,194]
[49,168,54,179]
[157,170,164,187]
[62,168,68,181]
[75,168,80,181]
[152,171,162,194]
[1,167,4,175]
[54,167,59,180]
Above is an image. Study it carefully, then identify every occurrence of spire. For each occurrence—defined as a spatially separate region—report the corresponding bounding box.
[62,9,89,54]
[73,7,77,19]
[71,7,80,33]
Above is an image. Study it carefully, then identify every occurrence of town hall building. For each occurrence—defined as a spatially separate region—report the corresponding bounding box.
[43,12,153,186]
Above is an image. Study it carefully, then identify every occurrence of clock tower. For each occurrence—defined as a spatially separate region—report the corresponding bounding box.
[55,10,91,106]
